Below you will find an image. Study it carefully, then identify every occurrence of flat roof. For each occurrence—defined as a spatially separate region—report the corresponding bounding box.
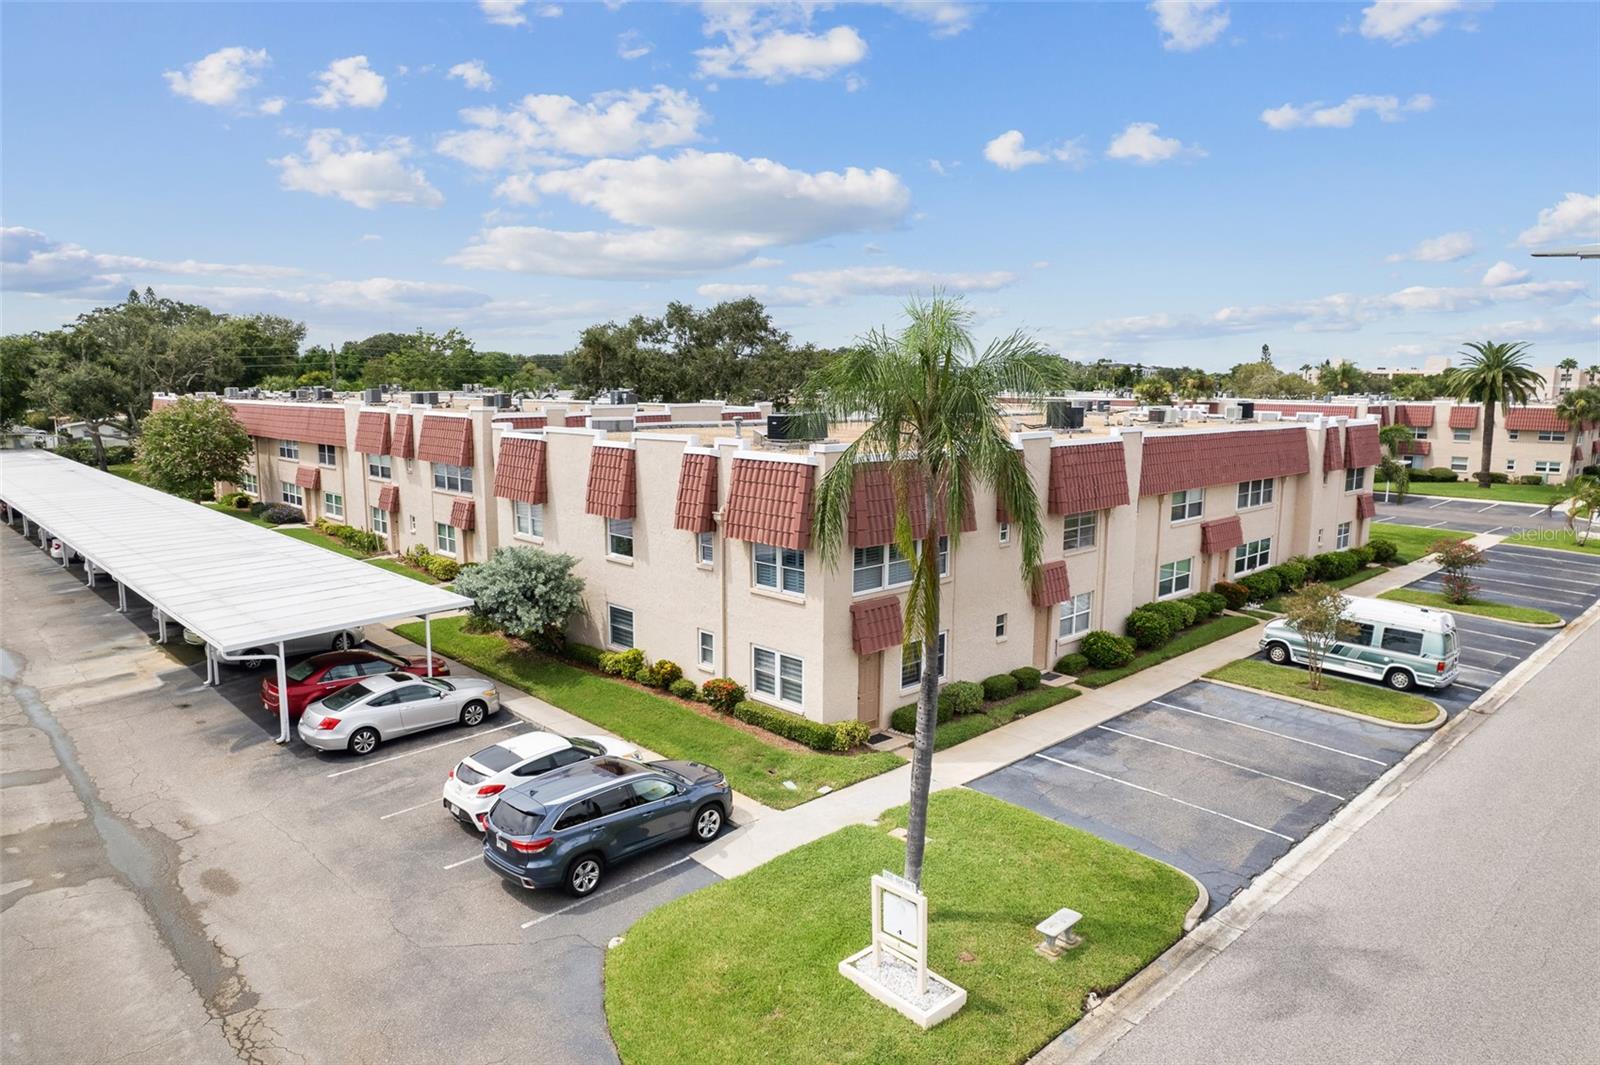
[0,450,471,653]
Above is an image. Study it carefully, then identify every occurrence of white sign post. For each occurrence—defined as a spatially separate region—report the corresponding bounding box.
[839,870,967,1029]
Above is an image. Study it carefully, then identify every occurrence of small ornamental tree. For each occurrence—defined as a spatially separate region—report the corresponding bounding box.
[1432,539,1485,604]
[451,546,585,650]
[1283,583,1356,690]
[1559,474,1600,547]
[1132,378,1172,406]
[135,396,251,500]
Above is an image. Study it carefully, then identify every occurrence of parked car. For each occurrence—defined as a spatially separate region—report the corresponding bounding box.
[442,731,638,831]
[1260,595,1458,691]
[47,537,80,563]
[296,673,500,755]
[260,649,449,719]
[179,624,367,668]
[482,756,730,896]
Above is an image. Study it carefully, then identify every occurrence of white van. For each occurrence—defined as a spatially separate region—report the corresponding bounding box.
[1259,596,1459,691]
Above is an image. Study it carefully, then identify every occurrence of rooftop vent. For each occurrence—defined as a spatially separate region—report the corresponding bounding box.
[591,417,635,432]
[362,387,383,405]
[765,412,826,442]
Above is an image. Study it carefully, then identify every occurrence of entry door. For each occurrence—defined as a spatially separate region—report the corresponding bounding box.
[857,652,882,726]
[1033,606,1052,669]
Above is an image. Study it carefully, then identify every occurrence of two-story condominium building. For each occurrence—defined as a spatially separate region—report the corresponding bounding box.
[160,391,1385,729]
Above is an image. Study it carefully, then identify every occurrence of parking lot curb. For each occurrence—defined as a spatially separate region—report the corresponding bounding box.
[1036,596,1600,1065]
[1198,677,1446,731]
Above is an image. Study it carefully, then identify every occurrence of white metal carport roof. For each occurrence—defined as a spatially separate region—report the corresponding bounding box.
[0,449,471,653]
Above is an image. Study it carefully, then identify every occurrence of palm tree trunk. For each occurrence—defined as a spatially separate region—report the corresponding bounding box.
[1478,405,1495,488]
[902,490,942,889]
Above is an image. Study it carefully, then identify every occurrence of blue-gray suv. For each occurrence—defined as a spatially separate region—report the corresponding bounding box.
[482,756,730,896]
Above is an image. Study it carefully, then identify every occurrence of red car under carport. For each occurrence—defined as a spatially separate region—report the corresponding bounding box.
[260,649,449,718]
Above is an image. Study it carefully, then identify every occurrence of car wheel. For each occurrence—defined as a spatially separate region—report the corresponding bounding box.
[460,700,488,727]
[1265,642,1291,665]
[331,632,355,651]
[348,727,380,756]
[565,854,604,897]
[693,803,724,842]
[1385,669,1414,692]
[242,649,267,671]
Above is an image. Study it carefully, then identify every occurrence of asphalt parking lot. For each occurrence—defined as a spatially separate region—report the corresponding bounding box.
[1,526,721,1065]
[1374,493,1567,536]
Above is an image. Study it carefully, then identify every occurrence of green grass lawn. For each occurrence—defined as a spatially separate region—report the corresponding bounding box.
[1501,528,1600,557]
[1241,607,1278,620]
[1393,480,1568,505]
[910,687,1078,751]
[1378,588,1563,625]
[1368,523,1473,564]
[275,526,375,559]
[393,618,903,809]
[605,789,1197,1065]
[203,501,278,527]
[1075,614,1257,689]
[107,462,146,484]
[1205,658,1438,725]
[365,557,442,583]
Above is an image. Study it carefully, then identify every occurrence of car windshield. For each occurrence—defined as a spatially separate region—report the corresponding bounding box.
[286,661,319,682]
[487,797,543,837]
[470,744,523,773]
[419,676,454,692]
[321,683,373,711]
[372,650,406,668]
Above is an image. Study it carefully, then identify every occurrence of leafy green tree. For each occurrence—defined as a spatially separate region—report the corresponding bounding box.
[806,296,1064,887]
[1442,341,1545,488]
[1132,378,1172,405]
[29,330,137,468]
[1558,475,1600,546]
[1378,423,1413,503]
[1282,584,1355,690]
[451,547,586,650]
[0,334,43,428]
[1555,386,1600,435]
[135,396,251,500]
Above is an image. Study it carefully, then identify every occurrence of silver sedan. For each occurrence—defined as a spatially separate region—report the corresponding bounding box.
[297,672,501,755]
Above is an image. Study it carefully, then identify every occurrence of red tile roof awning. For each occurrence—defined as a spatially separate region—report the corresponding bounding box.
[449,498,475,531]
[1344,424,1382,469]
[1356,492,1377,520]
[1140,428,1310,497]
[494,415,547,430]
[1504,408,1567,432]
[392,413,415,459]
[417,416,474,466]
[847,463,976,547]
[225,401,346,447]
[585,445,637,519]
[294,466,320,490]
[1448,407,1479,429]
[724,458,815,551]
[850,596,904,655]
[377,485,399,513]
[1399,440,1431,457]
[1050,442,1130,514]
[1253,401,1358,418]
[1031,560,1072,608]
[1322,426,1345,473]
[564,413,590,428]
[634,413,671,424]
[355,411,391,455]
[1200,516,1244,555]
[1395,405,1435,428]
[674,452,719,533]
[494,437,548,504]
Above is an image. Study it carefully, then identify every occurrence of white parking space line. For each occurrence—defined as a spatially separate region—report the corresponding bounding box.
[1429,498,1454,509]
[1482,526,1503,535]
[1094,724,1349,800]
[1457,665,1503,684]
[444,853,482,870]
[1372,517,1394,524]
[1462,574,1594,594]
[379,798,444,821]
[1421,520,1451,529]
[1152,699,1387,766]
[520,855,697,929]
[1033,754,1295,842]
[325,722,525,779]
[1478,503,1502,513]
[1453,627,1537,646]
[1451,682,1486,693]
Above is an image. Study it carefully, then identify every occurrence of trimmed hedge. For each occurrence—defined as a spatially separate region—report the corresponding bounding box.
[982,673,1020,701]
[669,678,698,700]
[1054,652,1090,675]
[1010,666,1042,690]
[640,659,683,690]
[1146,600,1195,630]
[733,700,870,752]
[1274,560,1308,590]
[1238,571,1281,603]
[1125,608,1174,649]
[1368,538,1399,564]
[1214,580,1250,611]
[938,680,985,717]
[1081,630,1135,669]
[262,504,304,525]
[699,678,746,714]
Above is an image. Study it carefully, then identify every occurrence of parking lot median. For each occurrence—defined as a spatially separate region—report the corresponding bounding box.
[1205,658,1440,725]
[1378,588,1563,626]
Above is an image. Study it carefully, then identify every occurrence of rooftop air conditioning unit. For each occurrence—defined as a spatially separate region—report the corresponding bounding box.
[463,382,482,393]
[1096,399,1111,412]
[312,387,333,401]
[294,388,313,401]
[409,391,430,406]
[1223,404,1244,422]
[765,412,826,441]
[224,387,240,399]
[1295,412,1319,422]
[1258,410,1283,422]
[591,417,635,432]
[362,387,383,405]
[1147,406,1172,424]
[1238,401,1256,420]
[606,389,638,405]
[244,387,261,399]
[481,392,513,410]
[1045,400,1074,429]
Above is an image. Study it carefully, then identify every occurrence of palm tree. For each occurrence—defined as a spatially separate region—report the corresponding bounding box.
[1442,341,1545,488]
[1378,423,1413,503]
[807,296,1062,887]
[1560,476,1600,546]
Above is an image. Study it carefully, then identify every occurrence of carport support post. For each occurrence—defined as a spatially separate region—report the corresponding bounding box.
[424,614,434,677]
[85,561,95,587]
[117,582,127,613]
[275,642,291,746]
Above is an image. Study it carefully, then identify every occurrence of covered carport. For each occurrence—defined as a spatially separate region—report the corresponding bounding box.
[0,449,471,746]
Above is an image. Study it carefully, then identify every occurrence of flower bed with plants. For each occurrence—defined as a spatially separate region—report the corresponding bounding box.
[887,667,1077,751]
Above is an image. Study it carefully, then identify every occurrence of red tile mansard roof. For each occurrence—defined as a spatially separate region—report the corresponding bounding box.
[376,485,399,513]
[417,416,474,467]
[225,401,345,447]
[850,596,904,655]
[847,463,976,547]
[449,499,476,531]
[1139,427,1310,497]
[392,413,415,459]
[673,452,719,534]
[1399,440,1431,457]
[1030,560,1072,608]
[1050,441,1131,514]
[723,458,815,551]
[494,415,547,430]
[1356,492,1376,520]
[293,466,320,490]
[1504,408,1568,432]
[1322,426,1345,473]
[584,445,637,520]
[1200,516,1244,555]
[494,438,548,505]
[1394,405,1435,428]
[1344,424,1382,469]
[355,411,391,455]
[1448,407,1479,429]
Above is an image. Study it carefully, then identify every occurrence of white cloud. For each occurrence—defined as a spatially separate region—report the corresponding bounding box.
[1385,231,1475,263]
[1359,1,1484,44]
[451,227,763,279]
[437,86,706,169]
[1481,260,1529,287]
[480,1,529,26]
[1106,122,1203,164]
[163,46,270,108]
[360,233,383,242]
[448,60,494,92]
[617,30,653,60]
[1149,1,1230,52]
[982,130,1087,171]
[1,225,300,298]
[696,4,868,82]
[1516,192,1600,247]
[1261,93,1433,130]
[873,2,980,38]
[309,55,387,109]
[258,96,286,116]
[695,263,1018,307]
[493,173,541,205]
[928,158,958,176]
[271,130,443,209]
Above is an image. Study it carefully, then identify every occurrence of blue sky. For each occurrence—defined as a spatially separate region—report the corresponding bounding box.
[3,1,1597,370]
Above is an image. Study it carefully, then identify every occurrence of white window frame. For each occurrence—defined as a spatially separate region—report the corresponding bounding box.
[1170,488,1204,523]
[1452,428,1471,442]
[1505,458,1516,472]
[317,443,337,466]
[239,471,258,495]
[754,543,806,595]
[1233,537,1272,575]
[1345,467,1366,492]
[697,629,714,669]
[513,500,544,539]
[608,605,635,650]
[850,538,948,594]
[1062,512,1096,551]
[998,522,1011,546]
[1450,456,1469,472]
[995,613,1007,639]
[278,441,299,460]
[1537,430,1565,443]
[281,483,303,507]
[1412,428,1428,441]
[1058,591,1092,639]
[433,463,473,493]
[900,631,948,690]
[752,646,804,707]
[367,454,392,479]
[1158,558,1192,598]
[1534,460,1561,478]
[607,517,634,559]
[697,531,714,566]
[323,492,343,519]
[434,522,457,555]
[370,506,389,535]
[1336,521,1351,550]
[1236,478,1274,509]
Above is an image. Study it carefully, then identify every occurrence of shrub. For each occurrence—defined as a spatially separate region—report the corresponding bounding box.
[1147,600,1195,630]
[1196,591,1228,617]
[1054,652,1090,675]
[602,648,645,680]
[1080,630,1136,669]
[1125,608,1174,649]
[1274,560,1308,590]
[640,659,683,690]
[733,701,868,752]
[424,555,461,582]
[982,673,1019,701]
[217,491,247,508]
[565,643,605,669]
[1487,472,1509,484]
[699,677,745,714]
[1352,544,1376,567]
[1425,467,1458,482]
[449,546,584,646]
[1010,666,1042,690]
[668,678,698,700]
[261,504,304,525]
[1238,571,1281,603]
[598,651,625,676]
[938,680,985,717]
[1308,551,1358,582]
[232,494,254,510]
[890,704,918,733]
[1214,580,1250,611]
[1368,538,1399,564]
[1518,474,1546,486]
